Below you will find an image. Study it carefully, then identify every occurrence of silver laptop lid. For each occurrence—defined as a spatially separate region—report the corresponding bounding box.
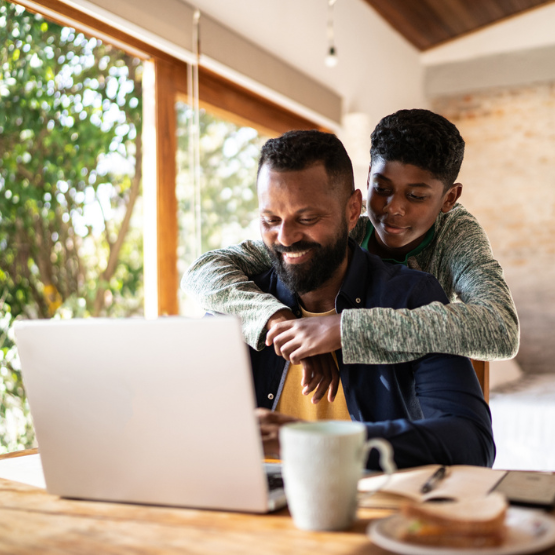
[15,317,271,512]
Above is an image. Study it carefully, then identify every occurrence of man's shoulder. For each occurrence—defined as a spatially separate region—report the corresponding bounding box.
[250,267,276,292]
[345,244,448,309]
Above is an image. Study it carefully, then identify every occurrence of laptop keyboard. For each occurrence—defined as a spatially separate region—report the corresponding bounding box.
[266,473,284,491]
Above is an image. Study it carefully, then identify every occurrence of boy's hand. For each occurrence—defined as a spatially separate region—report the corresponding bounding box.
[256,408,300,458]
[266,308,296,329]
[266,314,342,363]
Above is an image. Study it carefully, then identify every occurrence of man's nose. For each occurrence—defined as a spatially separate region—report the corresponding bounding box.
[384,194,405,216]
[277,221,302,247]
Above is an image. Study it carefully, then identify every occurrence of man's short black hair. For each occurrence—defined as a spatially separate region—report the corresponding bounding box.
[370,109,465,191]
[257,130,354,197]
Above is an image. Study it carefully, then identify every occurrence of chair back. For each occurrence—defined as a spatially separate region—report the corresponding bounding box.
[470,359,490,403]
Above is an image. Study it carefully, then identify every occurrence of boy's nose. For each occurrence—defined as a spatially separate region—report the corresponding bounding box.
[384,195,405,216]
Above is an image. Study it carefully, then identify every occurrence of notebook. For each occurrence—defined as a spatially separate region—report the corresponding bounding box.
[358,464,506,509]
[14,316,286,513]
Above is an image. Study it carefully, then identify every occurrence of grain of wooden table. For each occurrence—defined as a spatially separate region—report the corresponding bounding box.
[0,450,553,555]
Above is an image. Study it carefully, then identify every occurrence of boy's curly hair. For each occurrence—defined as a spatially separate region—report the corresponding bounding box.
[370,109,465,191]
[258,130,354,196]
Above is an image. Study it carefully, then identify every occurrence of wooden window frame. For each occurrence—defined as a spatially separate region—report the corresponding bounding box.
[10,0,324,316]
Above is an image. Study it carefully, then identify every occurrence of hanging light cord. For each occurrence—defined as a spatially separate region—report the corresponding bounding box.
[189,9,202,260]
[326,0,338,67]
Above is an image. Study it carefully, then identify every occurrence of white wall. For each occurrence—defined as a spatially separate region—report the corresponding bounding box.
[181,0,426,130]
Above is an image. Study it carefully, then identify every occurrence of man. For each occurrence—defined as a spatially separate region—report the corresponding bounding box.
[223,130,494,469]
[184,110,518,404]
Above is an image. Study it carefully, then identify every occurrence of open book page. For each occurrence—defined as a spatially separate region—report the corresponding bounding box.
[358,465,507,509]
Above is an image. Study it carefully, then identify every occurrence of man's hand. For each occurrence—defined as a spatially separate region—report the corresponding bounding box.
[300,354,340,404]
[266,312,342,404]
[266,314,342,363]
[256,408,301,459]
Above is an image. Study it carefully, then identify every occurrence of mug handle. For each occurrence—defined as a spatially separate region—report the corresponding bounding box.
[363,438,397,476]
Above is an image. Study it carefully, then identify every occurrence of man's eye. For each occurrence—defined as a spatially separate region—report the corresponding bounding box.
[262,218,280,225]
[299,218,317,225]
[373,186,390,195]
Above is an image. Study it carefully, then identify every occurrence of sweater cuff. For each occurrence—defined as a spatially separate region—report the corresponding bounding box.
[248,303,292,351]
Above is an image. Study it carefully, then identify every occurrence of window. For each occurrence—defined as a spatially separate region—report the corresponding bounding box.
[176,104,270,315]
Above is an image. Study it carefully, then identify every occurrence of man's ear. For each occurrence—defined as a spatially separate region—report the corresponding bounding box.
[347,189,363,231]
[441,183,463,213]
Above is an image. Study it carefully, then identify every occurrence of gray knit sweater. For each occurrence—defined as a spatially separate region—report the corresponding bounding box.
[183,204,519,364]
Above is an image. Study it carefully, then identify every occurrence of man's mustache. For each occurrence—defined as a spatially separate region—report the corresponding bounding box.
[271,241,320,254]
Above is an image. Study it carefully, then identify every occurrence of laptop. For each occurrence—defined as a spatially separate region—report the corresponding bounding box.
[14,316,286,513]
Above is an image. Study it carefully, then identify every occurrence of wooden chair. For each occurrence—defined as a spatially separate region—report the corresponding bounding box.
[470,360,490,403]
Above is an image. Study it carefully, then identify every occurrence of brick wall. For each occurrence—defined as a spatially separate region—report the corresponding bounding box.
[433,83,555,374]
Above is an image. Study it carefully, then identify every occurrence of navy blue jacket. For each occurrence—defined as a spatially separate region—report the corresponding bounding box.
[249,240,495,470]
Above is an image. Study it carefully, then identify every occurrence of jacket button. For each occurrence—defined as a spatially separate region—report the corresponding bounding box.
[268,393,274,400]
[356,298,361,304]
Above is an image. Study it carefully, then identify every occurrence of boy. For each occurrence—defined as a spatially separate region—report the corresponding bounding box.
[183,109,519,402]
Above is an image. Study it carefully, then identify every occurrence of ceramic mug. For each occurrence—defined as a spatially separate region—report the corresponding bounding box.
[280,421,395,531]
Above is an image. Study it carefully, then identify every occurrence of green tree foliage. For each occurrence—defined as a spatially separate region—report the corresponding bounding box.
[0,1,143,450]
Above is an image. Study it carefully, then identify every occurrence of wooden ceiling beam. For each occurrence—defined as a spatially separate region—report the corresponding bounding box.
[362,0,555,50]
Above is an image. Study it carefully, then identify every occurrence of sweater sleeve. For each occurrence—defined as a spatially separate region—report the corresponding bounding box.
[341,211,520,364]
[182,217,370,350]
[182,240,285,350]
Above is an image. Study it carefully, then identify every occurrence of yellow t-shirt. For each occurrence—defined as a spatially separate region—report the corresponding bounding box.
[275,307,351,421]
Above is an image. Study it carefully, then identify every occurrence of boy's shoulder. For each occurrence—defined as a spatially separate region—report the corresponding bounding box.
[435,202,484,235]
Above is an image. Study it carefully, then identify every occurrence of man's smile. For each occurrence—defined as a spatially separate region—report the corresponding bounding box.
[281,249,311,264]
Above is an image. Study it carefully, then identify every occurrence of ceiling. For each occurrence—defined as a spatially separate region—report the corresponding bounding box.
[363,0,555,50]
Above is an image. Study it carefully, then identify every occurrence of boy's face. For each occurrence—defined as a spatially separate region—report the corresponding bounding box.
[367,158,462,255]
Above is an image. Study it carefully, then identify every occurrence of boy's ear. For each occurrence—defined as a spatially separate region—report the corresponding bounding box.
[366,164,372,190]
[441,183,463,213]
[347,189,363,231]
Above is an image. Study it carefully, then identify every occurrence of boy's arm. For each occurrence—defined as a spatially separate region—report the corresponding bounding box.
[182,240,286,350]
[183,217,370,351]
[341,215,519,364]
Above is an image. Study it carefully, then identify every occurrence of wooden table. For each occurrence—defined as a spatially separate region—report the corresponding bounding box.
[0,450,553,555]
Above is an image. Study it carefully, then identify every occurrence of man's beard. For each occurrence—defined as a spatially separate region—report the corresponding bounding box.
[264,220,349,296]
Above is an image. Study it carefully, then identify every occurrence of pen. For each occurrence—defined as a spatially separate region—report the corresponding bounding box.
[420,466,447,493]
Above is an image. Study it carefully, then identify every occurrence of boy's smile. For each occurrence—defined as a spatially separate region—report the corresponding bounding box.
[367,159,462,258]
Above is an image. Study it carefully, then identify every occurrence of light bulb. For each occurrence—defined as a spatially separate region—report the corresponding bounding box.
[325,45,338,67]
